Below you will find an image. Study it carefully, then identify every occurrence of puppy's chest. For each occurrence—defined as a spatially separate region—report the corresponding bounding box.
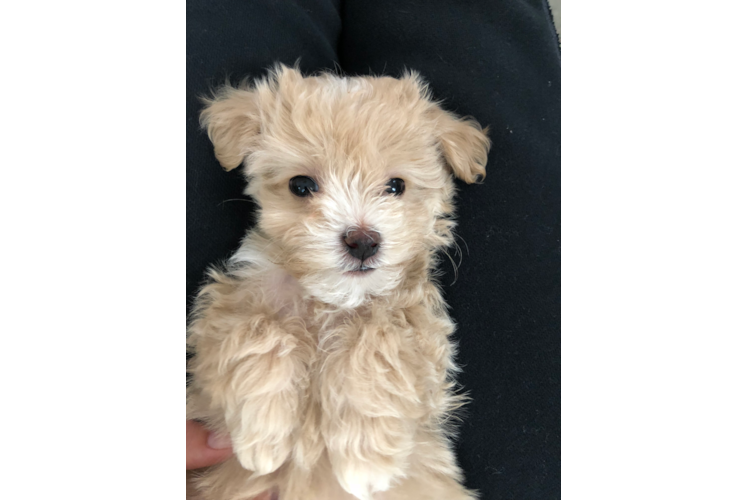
[257,270,453,404]
[300,307,450,405]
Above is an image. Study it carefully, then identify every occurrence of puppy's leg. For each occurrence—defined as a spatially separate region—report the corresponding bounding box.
[381,430,478,500]
[224,316,312,474]
[319,321,421,500]
[326,413,414,500]
[191,309,315,476]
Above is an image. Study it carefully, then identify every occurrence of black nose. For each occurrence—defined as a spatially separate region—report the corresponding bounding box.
[343,229,380,261]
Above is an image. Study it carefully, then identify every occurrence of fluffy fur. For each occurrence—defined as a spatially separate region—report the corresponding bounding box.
[187,65,490,500]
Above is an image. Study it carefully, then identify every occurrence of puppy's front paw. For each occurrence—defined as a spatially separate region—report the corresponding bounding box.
[329,424,411,500]
[234,433,292,476]
[334,455,405,500]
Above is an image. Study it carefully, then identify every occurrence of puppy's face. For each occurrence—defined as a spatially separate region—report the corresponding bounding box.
[201,66,490,307]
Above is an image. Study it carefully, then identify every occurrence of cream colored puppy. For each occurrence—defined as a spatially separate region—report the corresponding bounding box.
[188,65,490,500]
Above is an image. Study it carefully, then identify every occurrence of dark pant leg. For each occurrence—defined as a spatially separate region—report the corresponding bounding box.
[338,2,561,498]
[187,0,342,312]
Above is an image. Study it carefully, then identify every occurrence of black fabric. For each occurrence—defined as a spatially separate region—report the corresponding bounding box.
[187,1,560,498]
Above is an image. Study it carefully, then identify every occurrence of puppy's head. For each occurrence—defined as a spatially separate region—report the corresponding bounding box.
[200,65,490,307]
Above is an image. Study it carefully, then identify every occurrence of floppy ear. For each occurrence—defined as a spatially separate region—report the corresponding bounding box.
[199,87,261,171]
[434,109,491,184]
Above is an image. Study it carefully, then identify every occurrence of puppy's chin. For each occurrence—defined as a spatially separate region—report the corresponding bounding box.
[298,266,402,309]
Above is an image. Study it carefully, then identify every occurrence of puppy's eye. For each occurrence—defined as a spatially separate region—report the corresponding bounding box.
[289,176,318,197]
[384,178,405,196]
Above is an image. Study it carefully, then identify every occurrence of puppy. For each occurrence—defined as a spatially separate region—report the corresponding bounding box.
[187,65,490,500]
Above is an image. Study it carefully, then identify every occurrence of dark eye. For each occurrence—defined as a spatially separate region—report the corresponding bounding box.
[384,178,405,196]
[289,176,318,197]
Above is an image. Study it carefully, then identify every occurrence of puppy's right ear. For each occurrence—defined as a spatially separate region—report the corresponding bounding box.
[199,87,260,171]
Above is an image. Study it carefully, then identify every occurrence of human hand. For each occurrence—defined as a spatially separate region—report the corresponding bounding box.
[186,421,275,500]
[186,420,233,470]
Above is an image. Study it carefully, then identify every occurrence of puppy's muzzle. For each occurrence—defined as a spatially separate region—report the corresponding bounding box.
[343,229,380,262]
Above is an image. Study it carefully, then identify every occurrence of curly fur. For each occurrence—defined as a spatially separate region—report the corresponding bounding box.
[187,65,490,500]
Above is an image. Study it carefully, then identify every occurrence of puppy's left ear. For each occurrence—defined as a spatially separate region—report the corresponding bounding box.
[433,109,491,184]
[199,87,261,171]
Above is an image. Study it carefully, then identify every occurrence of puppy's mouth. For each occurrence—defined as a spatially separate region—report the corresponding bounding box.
[344,259,377,276]
[345,265,376,276]
[345,264,376,276]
